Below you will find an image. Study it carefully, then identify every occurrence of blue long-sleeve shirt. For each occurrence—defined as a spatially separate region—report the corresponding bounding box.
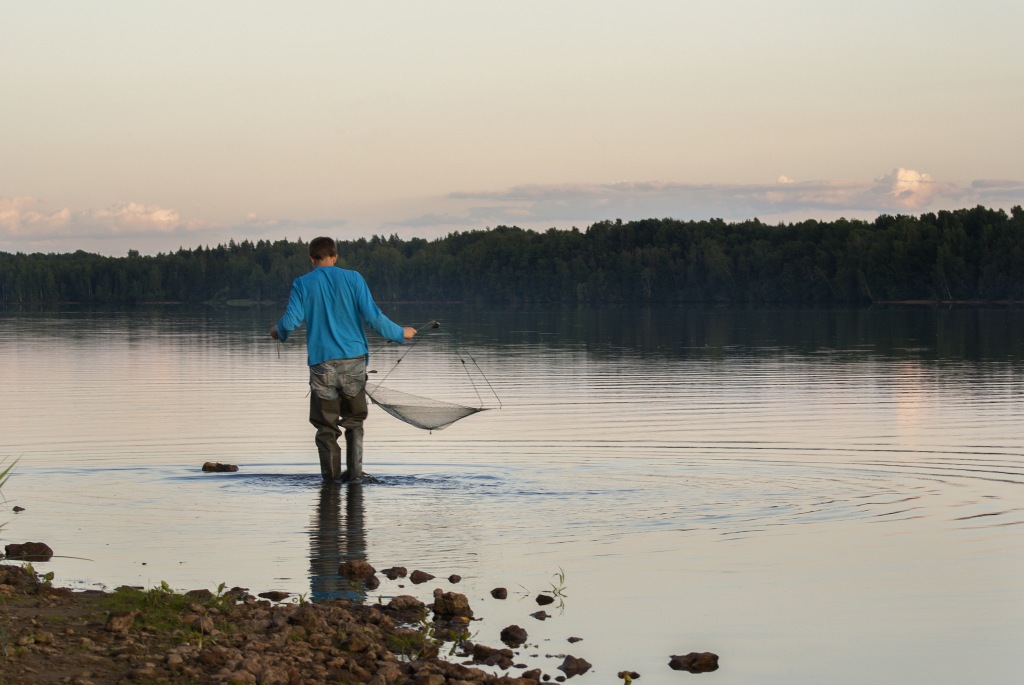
[276,266,405,366]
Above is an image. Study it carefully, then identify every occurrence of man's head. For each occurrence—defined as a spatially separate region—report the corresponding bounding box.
[308,237,338,262]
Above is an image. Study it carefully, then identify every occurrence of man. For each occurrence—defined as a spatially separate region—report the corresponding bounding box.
[270,237,416,483]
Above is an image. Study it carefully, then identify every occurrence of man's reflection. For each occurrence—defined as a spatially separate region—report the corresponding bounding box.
[309,481,367,602]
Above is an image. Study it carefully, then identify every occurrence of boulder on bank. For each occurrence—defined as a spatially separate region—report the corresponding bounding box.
[4,542,53,561]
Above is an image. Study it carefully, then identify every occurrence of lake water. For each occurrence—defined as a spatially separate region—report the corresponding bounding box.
[2,305,1023,684]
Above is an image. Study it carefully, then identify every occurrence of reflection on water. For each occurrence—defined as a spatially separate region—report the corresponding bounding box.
[309,483,366,602]
[1,305,1023,684]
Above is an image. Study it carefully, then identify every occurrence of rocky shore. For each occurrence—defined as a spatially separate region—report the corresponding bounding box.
[0,563,593,685]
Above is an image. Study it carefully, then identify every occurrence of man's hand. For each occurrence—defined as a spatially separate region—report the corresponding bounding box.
[403,326,417,340]
[269,325,280,340]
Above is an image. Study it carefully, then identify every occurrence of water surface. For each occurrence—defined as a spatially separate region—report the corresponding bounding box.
[2,305,1022,684]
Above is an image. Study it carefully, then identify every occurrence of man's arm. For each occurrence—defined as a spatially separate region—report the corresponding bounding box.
[273,281,306,342]
[352,273,409,344]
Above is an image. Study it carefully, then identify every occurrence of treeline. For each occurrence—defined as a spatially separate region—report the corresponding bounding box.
[2,205,1023,305]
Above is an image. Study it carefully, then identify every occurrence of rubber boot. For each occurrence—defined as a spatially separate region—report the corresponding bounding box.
[319,446,342,482]
[342,426,364,484]
[311,393,344,481]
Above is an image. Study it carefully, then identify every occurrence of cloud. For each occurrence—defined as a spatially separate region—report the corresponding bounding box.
[0,197,357,255]
[877,168,949,208]
[0,197,73,236]
[395,169,1022,231]
[0,197,198,240]
[90,202,184,233]
[4,169,1023,255]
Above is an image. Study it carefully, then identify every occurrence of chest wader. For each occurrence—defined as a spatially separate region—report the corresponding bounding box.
[309,376,369,483]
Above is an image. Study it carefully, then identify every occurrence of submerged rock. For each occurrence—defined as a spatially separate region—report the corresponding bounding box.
[499,624,528,647]
[381,566,407,580]
[669,652,719,673]
[256,591,290,602]
[339,560,375,581]
[558,654,592,677]
[410,569,435,584]
[432,588,473,619]
[471,643,515,669]
[201,462,238,472]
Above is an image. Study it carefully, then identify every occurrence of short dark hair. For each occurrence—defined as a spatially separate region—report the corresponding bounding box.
[308,237,338,261]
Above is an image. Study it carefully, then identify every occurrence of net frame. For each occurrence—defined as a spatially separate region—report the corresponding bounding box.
[365,320,500,432]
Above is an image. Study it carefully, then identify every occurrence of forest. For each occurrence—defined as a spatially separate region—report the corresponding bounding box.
[2,205,1023,306]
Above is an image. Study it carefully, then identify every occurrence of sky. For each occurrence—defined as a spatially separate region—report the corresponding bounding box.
[2,0,1023,256]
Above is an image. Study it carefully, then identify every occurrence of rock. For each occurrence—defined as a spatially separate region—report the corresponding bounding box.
[185,589,213,601]
[471,643,515,668]
[535,594,555,606]
[432,589,473,619]
[257,591,290,602]
[448,574,462,584]
[557,655,592,678]
[364,573,381,590]
[340,560,376,581]
[191,616,214,634]
[669,652,719,673]
[499,624,528,647]
[259,666,291,685]
[490,587,508,600]
[12,506,24,513]
[4,541,54,561]
[382,566,407,580]
[388,595,426,612]
[288,604,321,632]
[530,611,550,620]
[224,586,249,602]
[201,462,239,472]
[410,570,435,584]
[105,610,138,633]
[567,636,583,643]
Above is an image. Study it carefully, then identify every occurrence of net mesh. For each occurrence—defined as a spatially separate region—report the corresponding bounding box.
[366,384,488,431]
[363,320,500,432]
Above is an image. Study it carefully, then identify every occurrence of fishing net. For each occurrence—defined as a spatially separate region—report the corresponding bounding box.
[365,385,488,431]
[365,321,500,432]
